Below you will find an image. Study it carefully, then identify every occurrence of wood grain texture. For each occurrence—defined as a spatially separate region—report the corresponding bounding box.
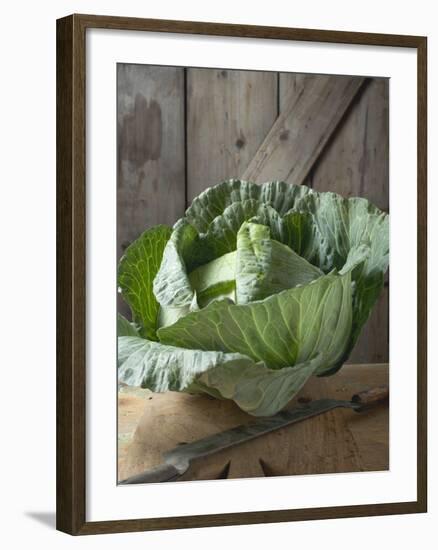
[75,14,426,49]
[308,77,389,212]
[277,73,319,188]
[57,15,75,535]
[117,64,186,317]
[417,37,428,513]
[279,73,320,112]
[118,386,154,476]
[56,15,86,535]
[242,75,365,183]
[117,64,185,256]
[186,68,277,201]
[118,364,389,482]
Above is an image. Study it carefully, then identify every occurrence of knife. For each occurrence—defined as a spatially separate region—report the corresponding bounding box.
[118,385,388,485]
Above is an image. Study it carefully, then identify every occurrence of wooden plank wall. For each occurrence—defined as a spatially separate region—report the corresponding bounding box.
[117,65,389,363]
[243,75,365,184]
[117,64,186,317]
[186,68,278,201]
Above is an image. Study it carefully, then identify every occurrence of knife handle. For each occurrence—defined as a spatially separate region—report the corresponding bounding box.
[351,385,389,408]
[118,463,182,485]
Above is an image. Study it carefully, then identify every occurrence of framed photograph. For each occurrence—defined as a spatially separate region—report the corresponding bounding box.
[56,14,427,535]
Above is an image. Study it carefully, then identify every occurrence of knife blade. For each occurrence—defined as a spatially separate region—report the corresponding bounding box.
[118,385,388,485]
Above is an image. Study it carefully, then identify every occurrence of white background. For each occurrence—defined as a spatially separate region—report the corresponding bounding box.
[0,0,436,547]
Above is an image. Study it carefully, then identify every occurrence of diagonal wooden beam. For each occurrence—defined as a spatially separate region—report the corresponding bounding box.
[242,75,367,184]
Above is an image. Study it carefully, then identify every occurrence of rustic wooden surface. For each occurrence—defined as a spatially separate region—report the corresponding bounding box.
[186,68,278,202]
[117,65,186,317]
[118,363,389,482]
[279,73,320,112]
[117,65,388,364]
[309,77,389,212]
[242,75,365,184]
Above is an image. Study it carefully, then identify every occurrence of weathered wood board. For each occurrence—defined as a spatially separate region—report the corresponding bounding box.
[118,364,389,482]
[117,64,186,317]
[186,68,278,202]
[309,77,389,212]
[242,75,365,184]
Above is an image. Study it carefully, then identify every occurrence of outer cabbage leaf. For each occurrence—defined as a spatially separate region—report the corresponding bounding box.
[157,292,200,329]
[347,200,389,346]
[296,192,389,361]
[153,220,198,309]
[185,179,312,232]
[118,336,326,416]
[158,270,353,374]
[339,244,371,276]
[195,353,326,416]
[117,313,140,337]
[118,225,171,340]
[118,336,255,392]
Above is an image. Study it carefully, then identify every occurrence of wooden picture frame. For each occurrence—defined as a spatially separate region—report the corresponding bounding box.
[56,13,427,535]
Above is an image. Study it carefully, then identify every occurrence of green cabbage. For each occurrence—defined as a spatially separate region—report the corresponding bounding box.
[118,180,389,416]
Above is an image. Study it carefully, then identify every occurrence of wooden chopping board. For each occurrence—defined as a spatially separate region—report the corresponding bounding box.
[118,363,388,482]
